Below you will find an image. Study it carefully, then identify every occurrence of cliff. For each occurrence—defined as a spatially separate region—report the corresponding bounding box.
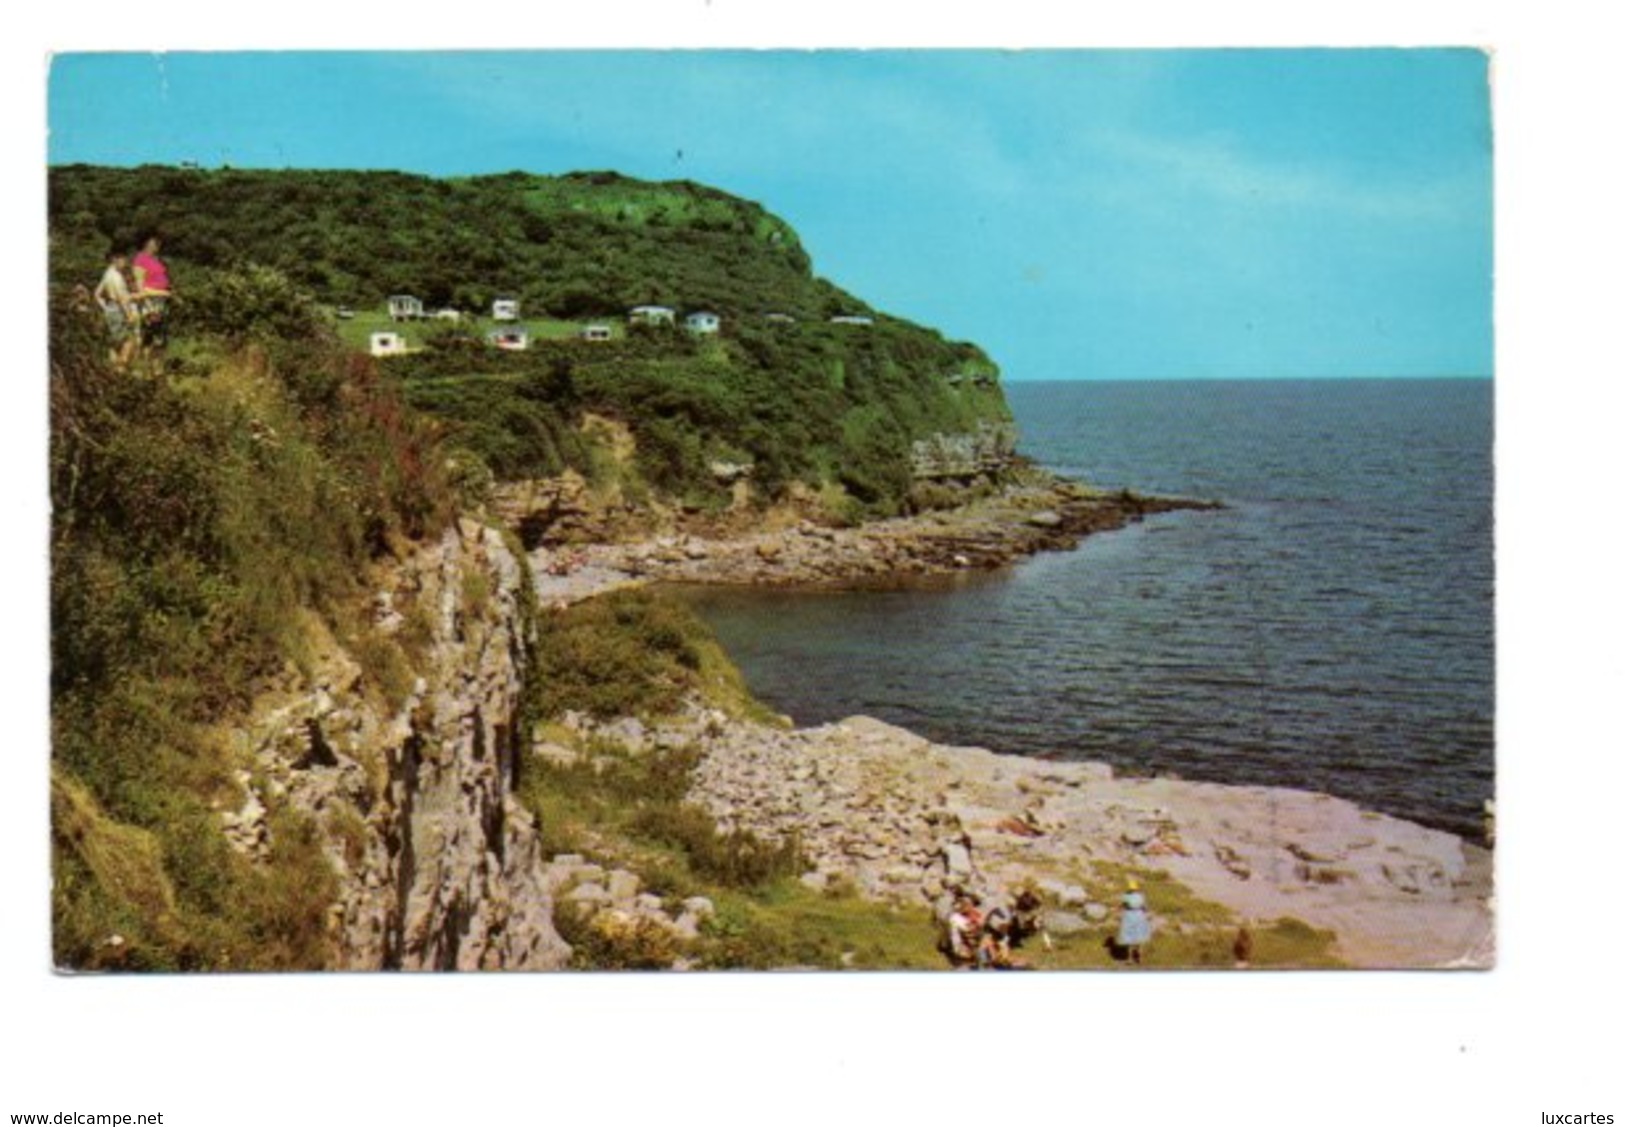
[910,420,1019,480]
[225,520,569,970]
[46,294,576,970]
[55,164,1453,974]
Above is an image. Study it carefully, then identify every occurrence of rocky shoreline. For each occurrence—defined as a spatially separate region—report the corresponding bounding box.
[518,481,1493,969]
[545,705,1492,969]
[527,477,1220,602]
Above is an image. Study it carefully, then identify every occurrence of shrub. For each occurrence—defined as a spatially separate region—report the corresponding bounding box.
[532,590,707,720]
[178,263,334,347]
[529,589,776,725]
[555,905,680,971]
[631,805,803,890]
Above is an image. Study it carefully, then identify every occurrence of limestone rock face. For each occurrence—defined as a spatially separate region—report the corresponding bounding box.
[230,520,570,971]
[909,421,1018,480]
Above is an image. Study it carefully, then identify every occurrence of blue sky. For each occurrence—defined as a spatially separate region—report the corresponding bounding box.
[48,50,1492,380]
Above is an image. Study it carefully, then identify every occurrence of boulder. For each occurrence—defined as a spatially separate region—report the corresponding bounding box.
[566,882,611,907]
[606,870,642,903]
[533,741,580,768]
[1286,841,1346,864]
[1046,910,1090,935]
[1214,844,1252,881]
[1382,861,1449,896]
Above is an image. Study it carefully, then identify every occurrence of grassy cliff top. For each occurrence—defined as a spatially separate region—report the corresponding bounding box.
[53,165,857,321]
[50,164,1014,517]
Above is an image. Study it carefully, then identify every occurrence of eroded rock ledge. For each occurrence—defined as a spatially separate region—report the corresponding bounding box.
[529,480,1220,597]
[223,520,570,970]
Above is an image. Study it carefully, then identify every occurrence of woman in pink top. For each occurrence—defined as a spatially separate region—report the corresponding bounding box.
[131,234,171,353]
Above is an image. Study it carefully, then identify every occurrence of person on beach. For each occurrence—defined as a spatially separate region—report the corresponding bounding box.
[1117,879,1152,965]
[1011,888,1052,952]
[93,248,139,369]
[978,902,1017,969]
[944,894,983,968]
[131,233,172,359]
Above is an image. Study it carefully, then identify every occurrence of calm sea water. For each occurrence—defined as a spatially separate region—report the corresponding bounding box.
[676,380,1494,840]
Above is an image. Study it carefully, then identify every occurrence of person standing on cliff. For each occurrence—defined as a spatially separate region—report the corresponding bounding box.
[93,248,139,370]
[1116,879,1152,966]
[131,233,172,362]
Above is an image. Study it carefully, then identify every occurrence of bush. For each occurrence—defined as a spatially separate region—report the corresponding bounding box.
[532,590,710,720]
[554,904,680,971]
[631,805,802,890]
[178,263,334,347]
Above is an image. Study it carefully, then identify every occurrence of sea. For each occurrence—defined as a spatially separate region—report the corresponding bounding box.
[675,379,1495,842]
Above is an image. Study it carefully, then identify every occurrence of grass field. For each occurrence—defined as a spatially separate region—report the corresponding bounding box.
[332,308,625,353]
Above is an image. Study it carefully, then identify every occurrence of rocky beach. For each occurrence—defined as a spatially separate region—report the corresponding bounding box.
[515,480,1494,969]
[543,705,1493,968]
[516,474,1221,598]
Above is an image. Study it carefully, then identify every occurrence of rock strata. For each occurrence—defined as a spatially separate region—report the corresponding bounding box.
[529,479,1220,602]
[226,520,571,970]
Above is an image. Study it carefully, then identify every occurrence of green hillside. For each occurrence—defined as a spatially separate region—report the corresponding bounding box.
[51,166,830,316]
[50,165,1013,516]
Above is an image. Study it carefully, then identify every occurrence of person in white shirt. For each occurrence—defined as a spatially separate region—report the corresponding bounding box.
[93,249,139,369]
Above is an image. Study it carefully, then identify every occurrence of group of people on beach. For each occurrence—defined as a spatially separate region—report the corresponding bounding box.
[92,234,172,371]
[937,880,1153,968]
[938,887,1048,970]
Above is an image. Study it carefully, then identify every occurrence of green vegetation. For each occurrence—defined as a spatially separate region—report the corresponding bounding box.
[699,883,944,970]
[1012,860,1343,970]
[531,589,781,725]
[520,732,940,971]
[49,279,456,970]
[51,166,820,317]
[518,590,939,970]
[550,878,942,972]
[50,164,1012,517]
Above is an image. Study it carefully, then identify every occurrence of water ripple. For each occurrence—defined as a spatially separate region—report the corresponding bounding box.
[677,380,1494,841]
